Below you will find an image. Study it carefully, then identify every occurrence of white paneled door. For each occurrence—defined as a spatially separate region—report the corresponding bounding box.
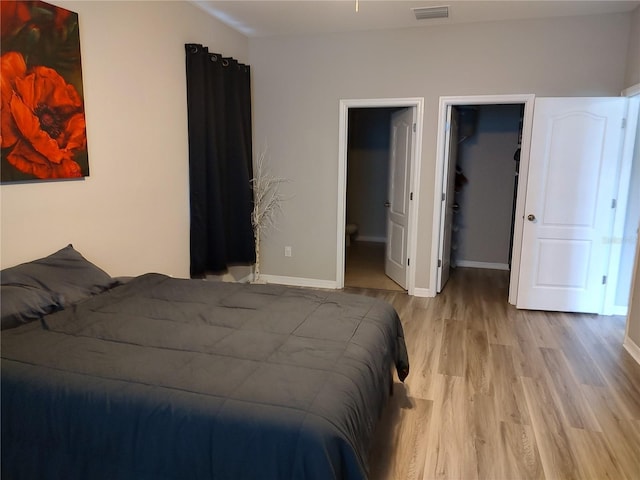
[385,107,414,289]
[517,97,627,313]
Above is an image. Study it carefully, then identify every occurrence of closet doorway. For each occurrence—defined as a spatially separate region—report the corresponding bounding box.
[433,95,535,298]
[448,105,524,269]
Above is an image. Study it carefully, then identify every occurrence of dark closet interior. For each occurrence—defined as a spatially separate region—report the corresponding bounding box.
[449,104,524,272]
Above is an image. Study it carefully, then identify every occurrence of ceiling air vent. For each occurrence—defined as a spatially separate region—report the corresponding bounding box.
[412,5,449,20]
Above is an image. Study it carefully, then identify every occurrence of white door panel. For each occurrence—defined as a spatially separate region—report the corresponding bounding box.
[517,97,626,313]
[385,107,414,289]
[388,222,406,267]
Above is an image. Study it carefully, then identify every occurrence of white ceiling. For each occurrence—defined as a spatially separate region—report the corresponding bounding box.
[194,0,640,38]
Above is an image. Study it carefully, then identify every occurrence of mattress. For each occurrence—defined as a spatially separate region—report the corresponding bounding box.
[1,273,409,480]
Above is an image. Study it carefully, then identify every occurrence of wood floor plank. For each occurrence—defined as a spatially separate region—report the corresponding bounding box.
[490,344,531,425]
[566,428,626,480]
[422,375,478,480]
[539,347,601,431]
[587,339,640,420]
[484,301,518,346]
[547,313,607,387]
[498,421,544,480]
[361,268,640,480]
[469,393,501,479]
[401,304,444,401]
[524,311,562,349]
[369,384,433,480]
[465,328,492,397]
[438,319,466,377]
[581,385,640,479]
[518,376,581,480]
[511,311,548,378]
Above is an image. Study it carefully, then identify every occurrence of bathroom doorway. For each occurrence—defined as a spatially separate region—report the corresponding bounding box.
[337,97,424,294]
[345,107,403,290]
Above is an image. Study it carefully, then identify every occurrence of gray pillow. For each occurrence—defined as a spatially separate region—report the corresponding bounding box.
[0,284,61,330]
[0,244,116,307]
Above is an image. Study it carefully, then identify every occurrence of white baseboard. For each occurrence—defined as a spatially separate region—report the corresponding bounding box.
[623,335,640,366]
[257,274,435,298]
[455,260,510,271]
[260,274,339,290]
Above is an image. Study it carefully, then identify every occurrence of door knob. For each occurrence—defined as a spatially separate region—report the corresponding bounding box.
[384,202,391,207]
[527,214,536,221]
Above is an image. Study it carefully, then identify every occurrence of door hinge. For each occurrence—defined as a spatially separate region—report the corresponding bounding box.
[413,123,416,132]
[438,259,442,268]
[407,258,410,266]
[622,118,627,129]
[442,193,446,202]
[611,198,617,209]
[602,275,607,285]
[410,192,413,200]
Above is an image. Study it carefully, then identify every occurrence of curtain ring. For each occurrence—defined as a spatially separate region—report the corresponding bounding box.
[210,54,217,62]
[222,59,229,67]
[188,44,199,54]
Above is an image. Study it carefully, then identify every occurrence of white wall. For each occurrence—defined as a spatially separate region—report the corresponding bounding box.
[625,6,640,88]
[249,13,631,288]
[0,1,248,278]
[455,105,521,268]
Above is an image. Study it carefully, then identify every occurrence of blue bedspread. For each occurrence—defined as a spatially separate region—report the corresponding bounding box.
[1,274,409,480]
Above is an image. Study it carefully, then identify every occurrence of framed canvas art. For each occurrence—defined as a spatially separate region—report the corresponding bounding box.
[1,0,89,182]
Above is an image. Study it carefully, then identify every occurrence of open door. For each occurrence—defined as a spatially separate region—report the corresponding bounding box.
[517,97,627,313]
[437,106,459,292]
[385,107,414,289]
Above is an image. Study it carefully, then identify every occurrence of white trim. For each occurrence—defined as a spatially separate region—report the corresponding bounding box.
[623,335,640,366]
[622,83,640,98]
[431,94,535,304]
[455,260,510,271]
[603,95,638,314]
[608,83,640,316]
[412,287,435,298]
[612,305,629,316]
[337,97,424,296]
[624,212,640,365]
[260,274,339,290]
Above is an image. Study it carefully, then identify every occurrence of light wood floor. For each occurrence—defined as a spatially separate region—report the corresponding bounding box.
[348,268,640,480]
[345,241,404,292]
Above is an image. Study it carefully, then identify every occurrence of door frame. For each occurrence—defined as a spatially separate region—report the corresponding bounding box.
[608,83,640,315]
[337,97,424,295]
[431,94,535,303]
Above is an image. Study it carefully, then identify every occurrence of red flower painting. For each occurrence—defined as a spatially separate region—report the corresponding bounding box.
[1,1,88,182]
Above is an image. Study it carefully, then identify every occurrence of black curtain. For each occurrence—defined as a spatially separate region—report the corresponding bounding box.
[185,44,255,276]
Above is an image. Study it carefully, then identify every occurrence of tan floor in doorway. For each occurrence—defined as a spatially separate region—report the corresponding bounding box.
[345,241,404,291]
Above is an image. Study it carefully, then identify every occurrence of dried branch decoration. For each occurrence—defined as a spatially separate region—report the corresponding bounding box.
[251,147,288,282]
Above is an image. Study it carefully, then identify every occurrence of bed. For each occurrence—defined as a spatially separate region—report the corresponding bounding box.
[1,245,409,480]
